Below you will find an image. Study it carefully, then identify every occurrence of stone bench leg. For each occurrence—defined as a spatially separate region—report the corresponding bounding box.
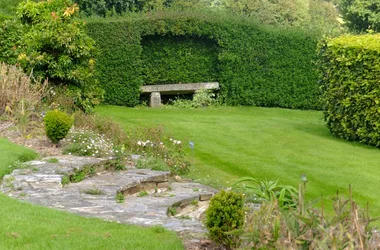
[150,92,161,107]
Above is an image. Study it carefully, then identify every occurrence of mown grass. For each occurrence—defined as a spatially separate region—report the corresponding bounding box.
[0,138,183,250]
[0,137,37,178]
[96,106,380,220]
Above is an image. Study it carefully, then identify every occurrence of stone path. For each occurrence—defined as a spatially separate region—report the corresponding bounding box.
[0,156,216,233]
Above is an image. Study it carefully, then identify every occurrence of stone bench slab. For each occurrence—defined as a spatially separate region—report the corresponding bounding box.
[141,82,219,95]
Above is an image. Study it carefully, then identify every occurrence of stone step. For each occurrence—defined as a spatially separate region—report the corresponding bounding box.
[1,156,218,233]
[0,156,110,192]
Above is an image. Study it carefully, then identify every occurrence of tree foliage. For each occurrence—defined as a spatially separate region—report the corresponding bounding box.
[0,0,103,112]
[339,0,380,33]
[73,0,341,34]
[220,0,341,34]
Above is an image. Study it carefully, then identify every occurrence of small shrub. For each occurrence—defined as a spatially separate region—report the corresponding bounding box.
[233,177,298,209]
[169,90,218,108]
[44,110,73,144]
[205,190,245,248]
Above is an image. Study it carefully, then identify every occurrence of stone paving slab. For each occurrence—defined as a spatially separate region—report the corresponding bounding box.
[0,156,217,233]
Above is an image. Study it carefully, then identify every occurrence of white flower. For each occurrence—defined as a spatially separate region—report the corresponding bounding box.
[177,141,181,145]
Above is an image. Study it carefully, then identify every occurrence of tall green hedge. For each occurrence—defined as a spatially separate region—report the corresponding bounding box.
[86,10,319,109]
[141,35,219,85]
[86,21,142,106]
[319,34,380,147]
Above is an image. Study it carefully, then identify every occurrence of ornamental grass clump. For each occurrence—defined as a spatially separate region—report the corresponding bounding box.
[44,110,73,144]
[239,183,380,249]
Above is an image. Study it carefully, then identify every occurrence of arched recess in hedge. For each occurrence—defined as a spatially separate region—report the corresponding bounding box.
[86,10,320,109]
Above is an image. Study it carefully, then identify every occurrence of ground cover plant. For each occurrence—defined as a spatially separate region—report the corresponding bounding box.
[0,137,184,249]
[96,106,380,222]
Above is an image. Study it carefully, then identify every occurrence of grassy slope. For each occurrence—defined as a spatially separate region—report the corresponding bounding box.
[0,138,183,250]
[96,106,380,218]
[0,137,37,177]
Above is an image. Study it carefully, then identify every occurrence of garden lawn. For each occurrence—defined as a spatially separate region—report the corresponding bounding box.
[0,138,183,250]
[96,106,380,220]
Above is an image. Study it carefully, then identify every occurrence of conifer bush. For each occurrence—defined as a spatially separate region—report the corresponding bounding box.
[44,110,73,144]
[205,190,245,248]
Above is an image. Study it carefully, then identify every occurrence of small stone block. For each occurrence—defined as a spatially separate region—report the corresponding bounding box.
[150,92,161,107]
[199,194,213,201]
[156,182,169,189]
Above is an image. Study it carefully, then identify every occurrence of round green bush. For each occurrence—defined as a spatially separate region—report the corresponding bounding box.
[44,110,73,144]
[205,190,245,248]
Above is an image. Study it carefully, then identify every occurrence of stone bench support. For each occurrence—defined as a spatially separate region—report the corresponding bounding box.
[141,82,219,107]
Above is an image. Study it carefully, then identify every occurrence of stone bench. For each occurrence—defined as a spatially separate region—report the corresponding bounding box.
[140,82,219,107]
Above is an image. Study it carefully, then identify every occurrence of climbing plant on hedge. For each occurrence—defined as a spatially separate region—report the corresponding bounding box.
[319,34,380,147]
[86,10,320,109]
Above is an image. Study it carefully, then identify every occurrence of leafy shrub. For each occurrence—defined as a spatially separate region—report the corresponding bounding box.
[62,129,115,157]
[233,177,298,209]
[86,10,320,109]
[205,190,245,248]
[0,0,103,113]
[169,89,218,108]
[44,110,73,144]
[319,34,380,147]
[0,19,24,65]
